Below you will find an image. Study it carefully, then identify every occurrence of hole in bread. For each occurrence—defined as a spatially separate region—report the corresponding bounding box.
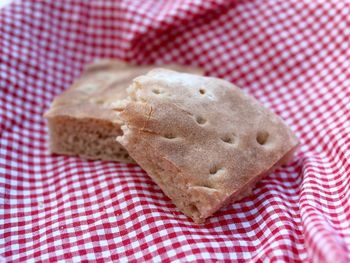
[188,204,200,215]
[221,134,236,144]
[123,153,129,159]
[195,116,206,125]
[152,89,163,95]
[94,99,104,105]
[199,88,206,95]
[257,131,269,145]
[209,166,224,175]
[164,133,176,139]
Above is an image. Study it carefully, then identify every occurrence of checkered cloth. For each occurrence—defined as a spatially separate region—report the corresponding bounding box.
[1,0,350,262]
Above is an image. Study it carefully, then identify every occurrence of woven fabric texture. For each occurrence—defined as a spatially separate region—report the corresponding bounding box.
[1,0,350,262]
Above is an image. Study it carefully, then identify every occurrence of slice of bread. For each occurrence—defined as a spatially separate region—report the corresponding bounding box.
[44,60,202,163]
[117,69,299,222]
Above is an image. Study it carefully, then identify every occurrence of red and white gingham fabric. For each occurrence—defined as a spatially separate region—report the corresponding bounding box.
[1,0,350,262]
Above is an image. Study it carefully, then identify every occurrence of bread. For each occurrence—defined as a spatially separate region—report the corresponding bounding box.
[44,60,202,163]
[117,69,299,222]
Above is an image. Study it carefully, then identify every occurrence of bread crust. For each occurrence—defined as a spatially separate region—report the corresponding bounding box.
[45,60,202,162]
[117,69,299,222]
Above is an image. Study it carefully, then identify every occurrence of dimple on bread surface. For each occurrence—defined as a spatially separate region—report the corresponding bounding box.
[117,69,299,222]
